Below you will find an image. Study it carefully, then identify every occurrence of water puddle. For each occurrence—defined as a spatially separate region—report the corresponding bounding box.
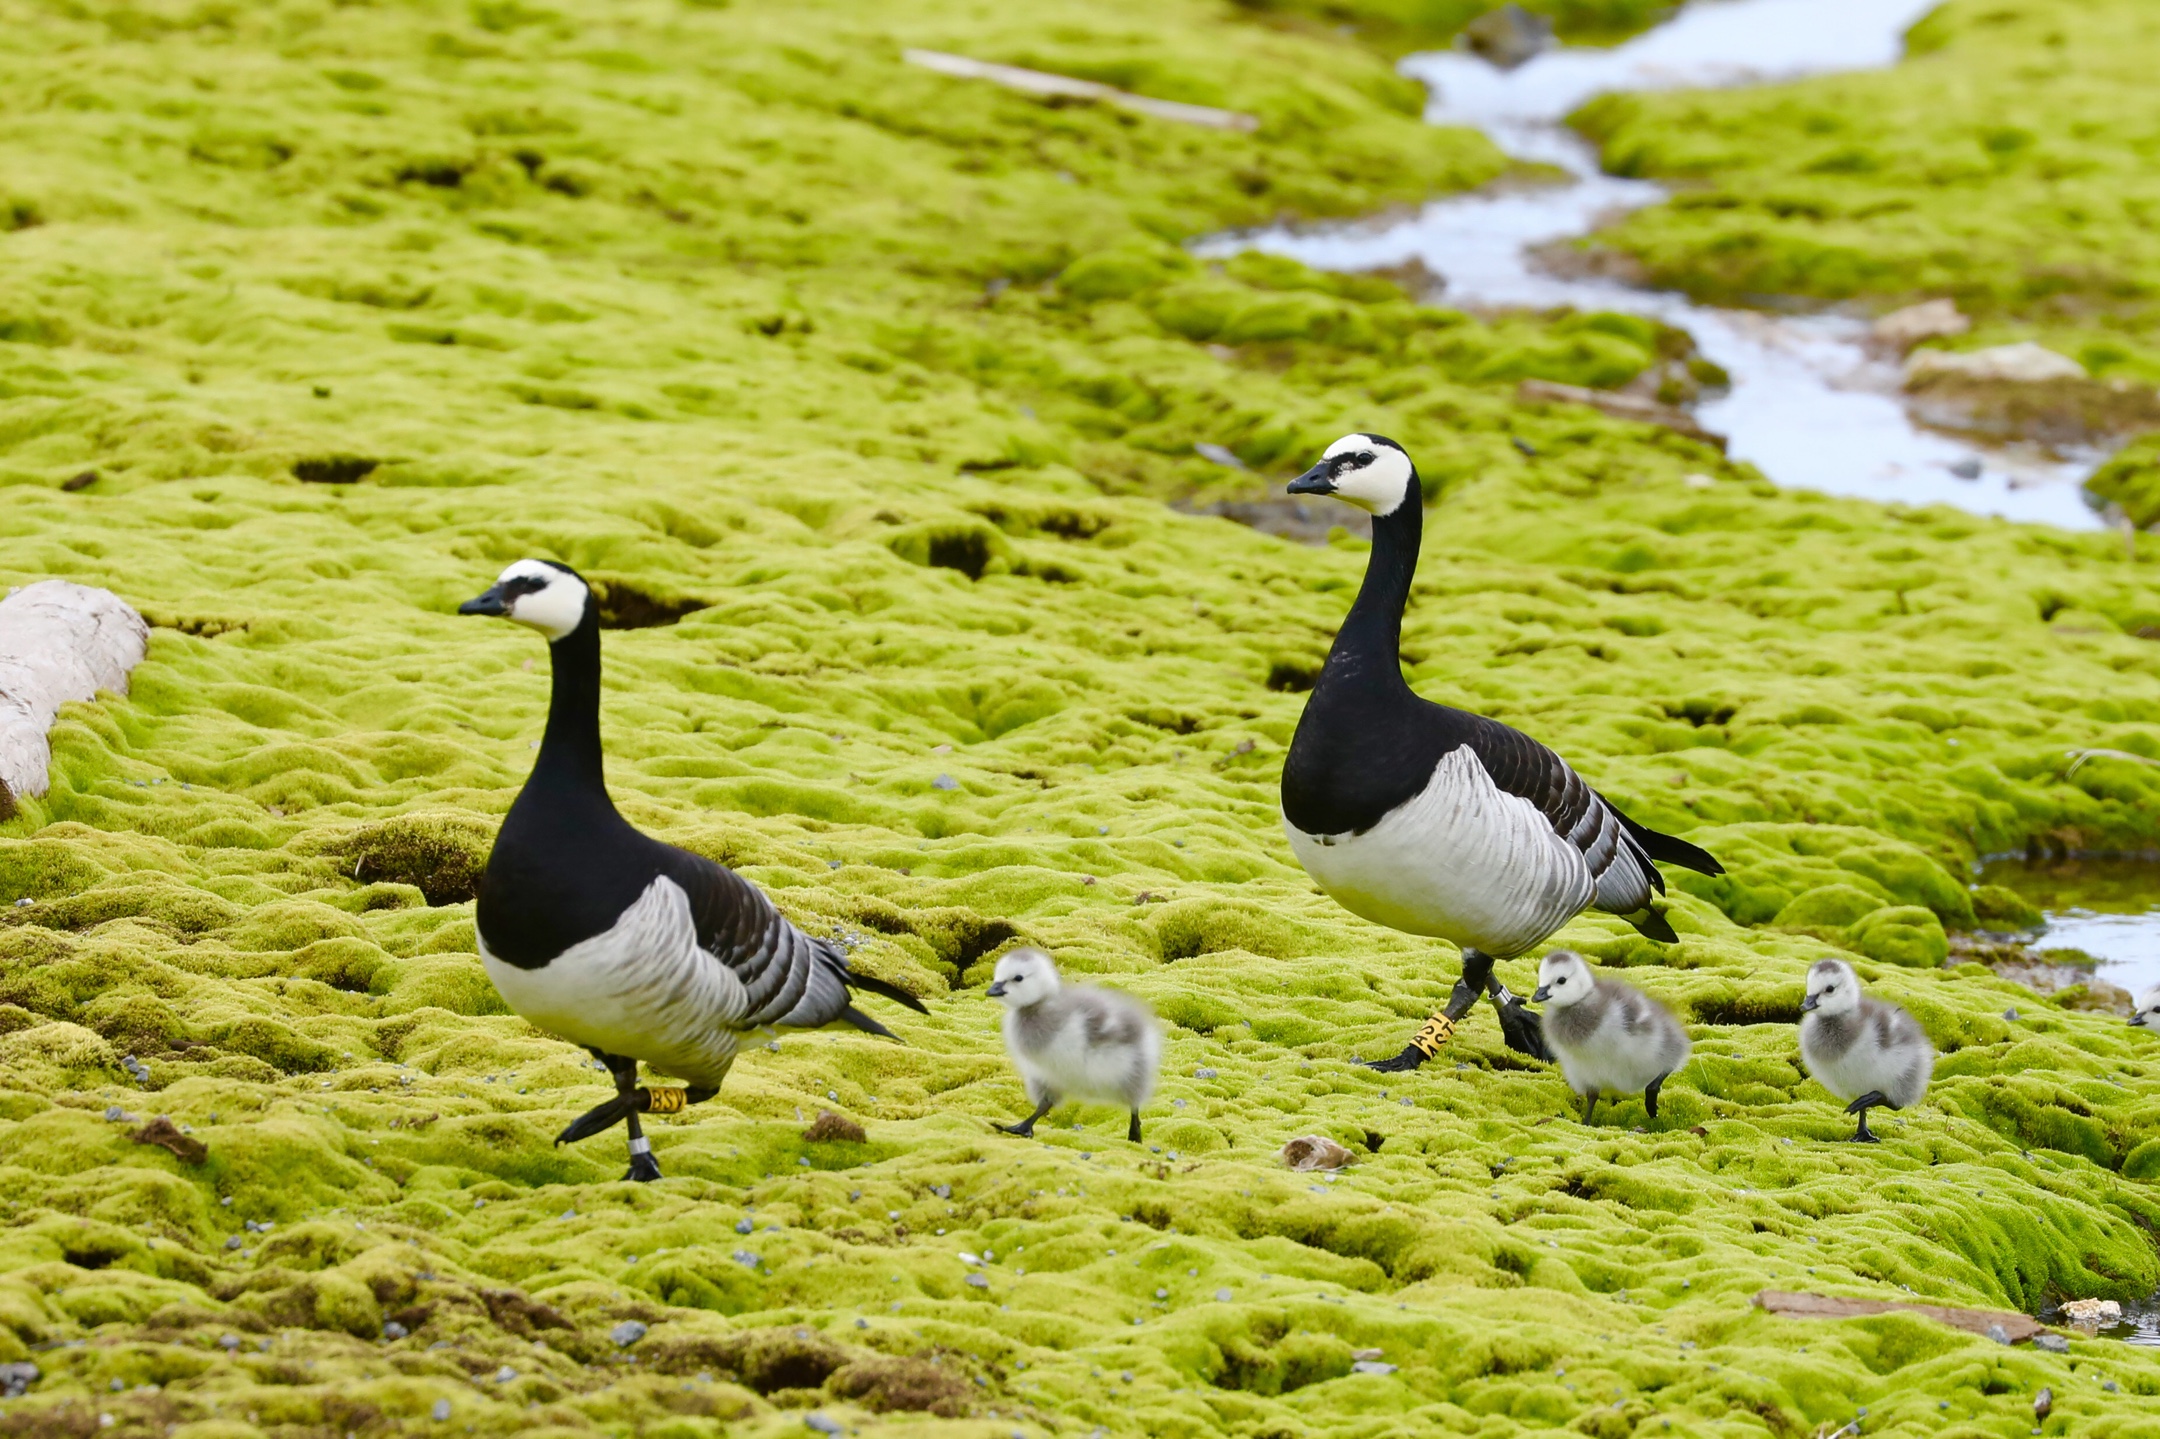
[1976,855,2160,999]
[1200,0,2105,530]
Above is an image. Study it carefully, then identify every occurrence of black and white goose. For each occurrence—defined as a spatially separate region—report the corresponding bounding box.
[1279,434,1723,1072]
[457,559,926,1180]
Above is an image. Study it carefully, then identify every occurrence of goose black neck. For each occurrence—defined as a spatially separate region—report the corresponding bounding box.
[1326,485,1423,692]
[530,616,612,804]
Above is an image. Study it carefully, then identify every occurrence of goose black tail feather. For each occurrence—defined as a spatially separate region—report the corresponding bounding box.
[841,1005,901,1041]
[844,969,930,1015]
[1615,810,1724,876]
[1627,908,1680,944]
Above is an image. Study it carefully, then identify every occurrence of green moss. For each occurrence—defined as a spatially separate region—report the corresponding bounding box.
[0,0,2157,1433]
[1571,0,2160,388]
[2089,432,2160,529]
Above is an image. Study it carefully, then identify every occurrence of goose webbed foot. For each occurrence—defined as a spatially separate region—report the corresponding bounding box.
[1487,986,1549,1062]
[624,1136,663,1183]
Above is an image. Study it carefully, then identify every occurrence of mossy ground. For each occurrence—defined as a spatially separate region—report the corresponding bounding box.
[4,0,2160,1435]
[1569,0,2160,452]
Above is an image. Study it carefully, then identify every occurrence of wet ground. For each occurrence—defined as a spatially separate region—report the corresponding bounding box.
[1201,0,2108,529]
[1977,855,2160,999]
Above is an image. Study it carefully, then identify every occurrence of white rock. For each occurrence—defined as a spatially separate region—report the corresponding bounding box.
[1871,299,1969,351]
[0,581,148,803]
[1905,342,2085,385]
[2061,1297,2122,1325]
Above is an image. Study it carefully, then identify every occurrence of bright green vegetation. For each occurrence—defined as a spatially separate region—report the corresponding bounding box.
[4,0,2160,1434]
[1231,0,1668,54]
[1573,0,2160,388]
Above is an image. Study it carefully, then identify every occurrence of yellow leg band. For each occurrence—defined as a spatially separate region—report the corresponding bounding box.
[640,1087,688,1114]
[1408,1014,1456,1058]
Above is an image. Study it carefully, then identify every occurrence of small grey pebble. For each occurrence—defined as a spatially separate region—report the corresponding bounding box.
[382,1321,407,1340]
[2033,1333,2068,1353]
[804,1415,843,1435]
[610,1321,648,1348]
[432,1399,452,1421]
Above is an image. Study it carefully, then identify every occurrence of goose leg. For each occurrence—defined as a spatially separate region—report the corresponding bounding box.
[557,1051,642,1147]
[998,1094,1057,1139]
[1844,1090,1888,1144]
[1484,968,1549,1062]
[602,1054,664,1182]
[1362,949,1493,1072]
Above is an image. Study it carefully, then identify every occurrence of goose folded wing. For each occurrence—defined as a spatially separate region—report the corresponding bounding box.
[1453,712,1659,912]
[664,848,925,1037]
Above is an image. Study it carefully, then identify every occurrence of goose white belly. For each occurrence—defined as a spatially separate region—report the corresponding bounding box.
[480,876,751,1088]
[1284,745,1594,957]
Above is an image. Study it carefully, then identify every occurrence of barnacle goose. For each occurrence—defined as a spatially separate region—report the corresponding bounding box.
[986,947,1160,1143]
[458,559,926,1181]
[1799,958,1932,1142]
[1280,434,1723,1072]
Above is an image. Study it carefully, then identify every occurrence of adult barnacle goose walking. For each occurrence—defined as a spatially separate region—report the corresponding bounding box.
[458,559,926,1181]
[1279,435,1723,1071]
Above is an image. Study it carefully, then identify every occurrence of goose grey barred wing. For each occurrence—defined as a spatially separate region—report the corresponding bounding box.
[662,847,926,1036]
[1454,712,1660,914]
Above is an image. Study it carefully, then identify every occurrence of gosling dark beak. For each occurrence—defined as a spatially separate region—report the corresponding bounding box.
[459,584,510,617]
[1287,462,1335,497]
[985,981,1008,998]
[1799,994,1820,1013]
[2131,1013,2147,1028]
[1531,984,1552,1003]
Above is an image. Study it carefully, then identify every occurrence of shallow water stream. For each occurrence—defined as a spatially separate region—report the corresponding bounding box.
[1978,855,2160,999]
[1204,0,2107,529]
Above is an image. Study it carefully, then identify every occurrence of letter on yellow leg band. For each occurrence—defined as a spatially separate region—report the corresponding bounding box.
[640,1087,688,1115]
[1409,1014,1456,1058]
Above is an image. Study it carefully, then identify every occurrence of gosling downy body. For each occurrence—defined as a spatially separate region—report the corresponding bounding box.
[987,948,1160,1143]
[1532,951,1690,1124]
[1278,434,1722,1072]
[1799,958,1933,1143]
[457,559,925,1180]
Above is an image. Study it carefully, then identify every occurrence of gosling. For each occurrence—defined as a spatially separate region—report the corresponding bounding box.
[1532,951,1690,1124]
[987,947,1160,1143]
[2130,985,2160,1030]
[1799,958,1933,1143]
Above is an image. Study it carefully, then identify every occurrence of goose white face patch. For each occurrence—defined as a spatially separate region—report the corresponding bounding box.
[496,559,590,642]
[1321,434,1414,516]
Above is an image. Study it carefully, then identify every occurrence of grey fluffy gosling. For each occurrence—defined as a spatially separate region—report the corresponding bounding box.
[1532,950,1689,1124]
[2130,985,2160,1030]
[987,948,1160,1143]
[1799,958,1933,1143]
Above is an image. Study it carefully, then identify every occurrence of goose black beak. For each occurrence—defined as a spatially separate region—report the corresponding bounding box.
[984,980,1008,998]
[459,584,510,617]
[1287,462,1335,496]
[1530,984,1552,1003]
[1799,994,1820,1013]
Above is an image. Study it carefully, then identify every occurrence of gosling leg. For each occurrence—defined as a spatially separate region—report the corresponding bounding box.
[1580,1088,1600,1126]
[1845,1090,1888,1144]
[1127,1109,1142,1144]
[1644,1073,1667,1120]
[998,1094,1057,1139]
